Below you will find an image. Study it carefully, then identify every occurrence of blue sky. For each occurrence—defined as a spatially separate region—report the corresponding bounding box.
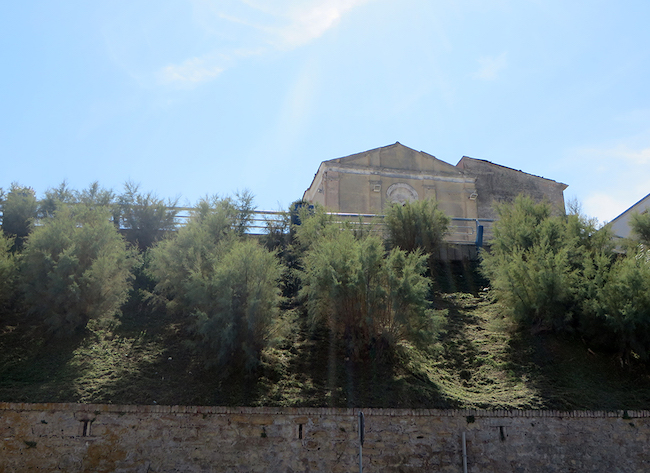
[2,0,650,223]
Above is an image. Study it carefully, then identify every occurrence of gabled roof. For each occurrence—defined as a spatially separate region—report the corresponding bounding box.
[609,192,650,225]
[323,142,428,163]
[320,142,467,176]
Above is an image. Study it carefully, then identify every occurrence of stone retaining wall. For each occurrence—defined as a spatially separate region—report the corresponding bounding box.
[1,403,649,472]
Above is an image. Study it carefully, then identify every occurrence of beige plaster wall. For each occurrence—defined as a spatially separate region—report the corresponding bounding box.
[2,403,649,473]
[303,144,478,218]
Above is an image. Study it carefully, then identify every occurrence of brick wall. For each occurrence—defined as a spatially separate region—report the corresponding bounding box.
[1,403,648,472]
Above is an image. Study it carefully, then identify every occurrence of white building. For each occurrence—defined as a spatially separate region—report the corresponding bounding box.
[608,193,650,241]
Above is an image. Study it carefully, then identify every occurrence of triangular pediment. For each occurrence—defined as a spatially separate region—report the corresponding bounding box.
[325,142,466,176]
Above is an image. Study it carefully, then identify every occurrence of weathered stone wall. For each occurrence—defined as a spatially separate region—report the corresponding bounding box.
[2,403,649,472]
[456,157,568,220]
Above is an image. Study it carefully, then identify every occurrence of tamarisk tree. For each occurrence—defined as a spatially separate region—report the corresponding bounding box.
[21,204,138,335]
[148,193,282,370]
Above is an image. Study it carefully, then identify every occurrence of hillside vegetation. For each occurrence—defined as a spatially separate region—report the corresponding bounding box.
[2,182,650,409]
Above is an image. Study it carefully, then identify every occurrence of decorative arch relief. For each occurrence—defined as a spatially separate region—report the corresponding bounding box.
[386,183,419,204]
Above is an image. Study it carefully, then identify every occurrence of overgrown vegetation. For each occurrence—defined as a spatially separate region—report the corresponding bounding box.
[0,233,17,311]
[148,193,281,371]
[630,211,650,245]
[481,195,586,331]
[2,182,650,410]
[1,183,38,251]
[384,198,449,263]
[116,181,179,251]
[20,204,138,336]
[297,213,445,360]
[481,195,650,363]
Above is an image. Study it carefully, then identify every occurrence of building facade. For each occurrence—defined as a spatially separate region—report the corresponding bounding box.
[608,193,650,241]
[303,142,568,221]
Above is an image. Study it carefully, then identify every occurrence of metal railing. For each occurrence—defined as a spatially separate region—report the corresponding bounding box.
[1,207,494,245]
[173,209,494,245]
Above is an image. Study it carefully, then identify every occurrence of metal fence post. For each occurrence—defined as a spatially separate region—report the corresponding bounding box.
[359,411,364,473]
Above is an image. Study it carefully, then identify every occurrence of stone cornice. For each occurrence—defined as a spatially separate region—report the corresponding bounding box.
[321,164,476,184]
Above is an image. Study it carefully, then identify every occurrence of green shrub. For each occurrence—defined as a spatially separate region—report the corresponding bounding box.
[0,233,18,311]
[384,198,450,260]
[291,205,339,253]
[484,241,578,330]
[191,240,282,369]
[483,195,650,362]
[586,248,650,361]
[147,195,249,305]
[486,195,558,254]
[116,181,179,251]
[1,183,38,251]
[38,181,78,219]
[20,205,138,335]
[148,194,282,369]
[299,222,443,358]
[261,210,291,253]
[39,182,116,220]
[481,195,608,332]
[630,212,650,246]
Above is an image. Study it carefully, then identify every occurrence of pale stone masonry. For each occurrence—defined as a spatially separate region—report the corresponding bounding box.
[2,402,649,472]
[302,143,568,251]
[303,142,568,219]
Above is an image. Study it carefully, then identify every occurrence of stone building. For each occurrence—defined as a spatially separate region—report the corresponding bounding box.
[303,142,568,220]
